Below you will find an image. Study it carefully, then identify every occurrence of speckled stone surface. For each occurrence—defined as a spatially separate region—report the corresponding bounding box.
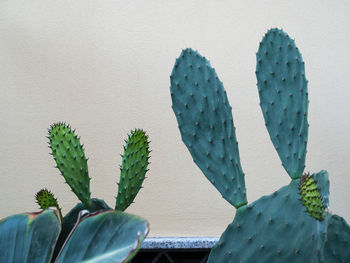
[140,237,219,249]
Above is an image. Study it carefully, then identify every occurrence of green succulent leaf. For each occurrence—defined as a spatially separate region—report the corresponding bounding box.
[55,210,149,263]
[51,198,111,261]
[0,209,61,263]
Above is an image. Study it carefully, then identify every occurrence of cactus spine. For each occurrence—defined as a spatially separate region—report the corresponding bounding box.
[170,29,350,262]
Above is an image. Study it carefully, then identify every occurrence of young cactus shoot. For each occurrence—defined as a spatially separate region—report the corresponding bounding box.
[35,188,62,220]
[48,123,91,206]
[116,129,150,211]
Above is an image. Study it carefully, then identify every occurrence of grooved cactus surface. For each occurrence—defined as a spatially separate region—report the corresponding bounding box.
[208,179,328,263]
[256,28,308,179]
[48,123,91,206]
[116,129,150,211]
[170,48,247,208]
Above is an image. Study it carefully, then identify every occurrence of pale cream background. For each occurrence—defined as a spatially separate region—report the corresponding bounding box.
[1,1,350,237]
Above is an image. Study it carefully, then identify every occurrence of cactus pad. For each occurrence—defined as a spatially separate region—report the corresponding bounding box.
[115,129,150,211]
[299,173,326,221]
[256,28,308,179]
[48,123,91,206]
[208,180,328,263]
[170,48,247,208]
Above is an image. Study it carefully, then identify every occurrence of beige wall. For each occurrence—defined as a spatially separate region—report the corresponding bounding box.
[1,0,350,237]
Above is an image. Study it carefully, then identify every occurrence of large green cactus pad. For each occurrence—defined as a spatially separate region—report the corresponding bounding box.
[170,48,247,208]
[48,123,91,206]
[56,210,149,263]
[324,214,350,262]
[116,129,150,211]
[0,209,60,263]
[208,179,328,263]
[256,28,308,179]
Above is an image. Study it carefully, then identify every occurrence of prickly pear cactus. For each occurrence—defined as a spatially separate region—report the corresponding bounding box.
[170,29,350,262]
[38,123,150,260]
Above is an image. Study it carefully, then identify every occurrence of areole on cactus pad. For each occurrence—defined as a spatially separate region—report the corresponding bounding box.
[169,28,350,262]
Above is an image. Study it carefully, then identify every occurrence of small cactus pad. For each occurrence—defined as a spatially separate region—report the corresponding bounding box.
[324,214,350,262]
[115,129,150,211]
[256,28,308,179]
[48,123,91,206]
[208,180,328,263]
[170,48,247,208]
[299,173,326,221]
[35,188,62,218]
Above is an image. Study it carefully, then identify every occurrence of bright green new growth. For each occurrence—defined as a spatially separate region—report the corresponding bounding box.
[48,123,91,206]
[35,189,62,220]
[116,129,150,211]
[299,173,326,221]
[170,28,350,262]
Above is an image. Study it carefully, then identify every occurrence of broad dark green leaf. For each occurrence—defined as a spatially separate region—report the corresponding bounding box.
[56,210,149,263]
[0,209,61,263]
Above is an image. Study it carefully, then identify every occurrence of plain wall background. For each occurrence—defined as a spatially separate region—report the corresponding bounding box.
[1,0,349,237]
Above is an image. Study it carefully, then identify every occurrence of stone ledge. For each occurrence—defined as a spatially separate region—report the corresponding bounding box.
[140,237,219,249]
